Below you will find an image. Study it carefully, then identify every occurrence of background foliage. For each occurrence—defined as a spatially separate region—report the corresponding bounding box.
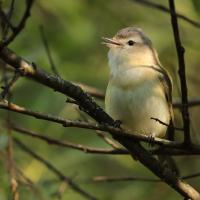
[0,0,200,199]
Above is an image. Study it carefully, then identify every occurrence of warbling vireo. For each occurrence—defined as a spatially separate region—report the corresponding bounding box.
[103,27,174,138]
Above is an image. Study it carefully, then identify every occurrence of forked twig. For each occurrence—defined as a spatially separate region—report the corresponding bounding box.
[0,0,34,48]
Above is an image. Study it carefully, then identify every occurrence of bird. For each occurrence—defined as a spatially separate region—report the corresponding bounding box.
[103,27,174,139]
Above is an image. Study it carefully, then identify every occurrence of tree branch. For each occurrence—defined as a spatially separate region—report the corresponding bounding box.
[0,71,20,100]
[133,0,200,29]
[39,25,59,76]
[0,10,15,32]
[6,126,19,200]
[14,139,97,200]
[95,130,121,149]
[169,0,191,145]
[173,98,200,108]
[151,117,183,131]
[0,0,34,48]
[93,171,200,183]
[11,124,127,155]
[93,175,160,183]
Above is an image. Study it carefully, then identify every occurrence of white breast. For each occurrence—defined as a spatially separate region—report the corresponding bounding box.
[105,67,170,137]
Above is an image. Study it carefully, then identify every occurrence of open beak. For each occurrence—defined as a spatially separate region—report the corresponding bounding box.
[102,37,122,46]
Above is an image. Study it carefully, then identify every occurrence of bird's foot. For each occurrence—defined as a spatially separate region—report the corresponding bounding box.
[147,134,156,147]
[113,120,122,128]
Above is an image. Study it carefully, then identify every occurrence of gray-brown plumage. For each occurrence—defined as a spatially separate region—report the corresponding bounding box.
[103,27,174,138]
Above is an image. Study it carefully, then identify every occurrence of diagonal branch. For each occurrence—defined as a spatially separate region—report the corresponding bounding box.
[133,0,200,29]
[95,130,121,149]
[14,139,97,200]
[11,124,127,155]
[168,0,191,145]
[0,47,199,199]
[39,25,59,76]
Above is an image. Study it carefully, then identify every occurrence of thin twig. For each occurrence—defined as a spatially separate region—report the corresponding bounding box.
[11,124,126,155]
[95,130,121,149]
[76,107,120,149]
[2,0,16,37]
[151,146,200,156]
[93,171,200,183]
[169,0,191,145]
[173,98,200,108]
[66,97,78,104]
[0,71,20,100]
[6,125,19,200]
[52,181,68,200]
[14,166,43,199]
[0,0,34,48]
[9,122,200,156]
[133,0,200,29]
[151,117,183,131]
[39,25,59,76]
[93,176,160,183]
[0,10,15,32]
[182,172,200,180]
[7,0,16,19]
[14,139,97,200]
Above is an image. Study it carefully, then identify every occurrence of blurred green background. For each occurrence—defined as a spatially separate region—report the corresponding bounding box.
[0,0,200,199]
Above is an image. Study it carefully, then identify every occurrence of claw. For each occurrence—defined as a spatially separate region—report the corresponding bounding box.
[114,120,122,128]
[147,134,155,147]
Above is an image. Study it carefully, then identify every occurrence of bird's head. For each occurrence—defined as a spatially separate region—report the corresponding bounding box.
[102,27,160,70]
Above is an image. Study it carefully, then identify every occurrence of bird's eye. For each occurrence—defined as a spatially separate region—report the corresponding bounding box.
[127,40,135,46]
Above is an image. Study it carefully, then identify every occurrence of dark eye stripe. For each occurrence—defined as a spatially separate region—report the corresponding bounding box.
[128,40,135,46]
